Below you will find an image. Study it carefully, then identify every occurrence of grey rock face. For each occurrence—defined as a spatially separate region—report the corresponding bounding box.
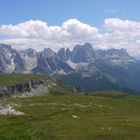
[17,49,38,73]
[72,86,85,95]
[0,44,15,72]
[96,48,131,60]
[32,48,74,74]
[0,79,47,98]
[57,48,68,61]
[14,52,26,72]
[0,44,38,73]
[0,44,73,74]
[70,43,96,63]
[57,48,72,61]
[66,48,71,59]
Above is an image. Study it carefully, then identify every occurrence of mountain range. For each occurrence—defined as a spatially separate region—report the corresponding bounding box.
[0,43,140,94]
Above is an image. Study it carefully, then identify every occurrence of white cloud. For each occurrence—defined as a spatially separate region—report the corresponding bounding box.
[0,18,140,57]
[0,19,100,51]
[0,20,48,38]
[104,18,140,32]
[102,18,140,57]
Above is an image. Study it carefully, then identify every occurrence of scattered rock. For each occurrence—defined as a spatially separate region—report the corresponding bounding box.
[61,107,66,111]
[101,126,112,130]
[108,127,112,130]
[101,127,104,130]
[72,115,80,119]
[0,104,24,116]
[72,103,88,108]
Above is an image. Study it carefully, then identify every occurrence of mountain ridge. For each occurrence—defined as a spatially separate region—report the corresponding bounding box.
[0,43,140,94]
[0,43,136,73]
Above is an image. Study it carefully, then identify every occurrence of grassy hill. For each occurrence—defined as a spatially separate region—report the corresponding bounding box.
[91,91,130,98]
[0,94,140,140]
[0,73,47,87]
[0,73,76,96]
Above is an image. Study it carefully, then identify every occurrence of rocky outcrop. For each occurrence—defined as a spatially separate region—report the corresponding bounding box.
[0,79,48,98]
[72,86,85,95]
[71,43,96,63]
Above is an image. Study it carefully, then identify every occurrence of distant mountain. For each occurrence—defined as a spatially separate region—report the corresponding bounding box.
[32,48,73,74]
[0,43,140,94]
[70,43,96,63]
[0,44,74,74]
[56,43,140,94]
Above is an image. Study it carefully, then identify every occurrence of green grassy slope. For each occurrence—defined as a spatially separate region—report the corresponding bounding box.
[91,91,129,98]
[0,73,47,87]
[48,81,74,95]
[0,94,140,140]
[0,73,76,96]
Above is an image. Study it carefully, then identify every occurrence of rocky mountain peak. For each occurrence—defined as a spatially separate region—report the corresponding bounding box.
[20,48,37,57]
[57,48,67,60]
[66,48,71,59]
[119,48,130,57]
[83,43,93,49]
[104,48,131,59]
[71,43,95,63]
[43,48,56,58]
[96,47,131,60]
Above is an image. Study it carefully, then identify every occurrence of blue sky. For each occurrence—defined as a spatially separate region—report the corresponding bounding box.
[0,0,140,26]
[0,0,140,57]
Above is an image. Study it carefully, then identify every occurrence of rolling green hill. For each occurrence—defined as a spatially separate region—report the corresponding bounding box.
[0,73,79,97]
[0,73,47,87]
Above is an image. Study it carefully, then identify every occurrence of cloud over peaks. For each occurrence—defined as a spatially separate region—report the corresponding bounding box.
[0,18,140,57]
